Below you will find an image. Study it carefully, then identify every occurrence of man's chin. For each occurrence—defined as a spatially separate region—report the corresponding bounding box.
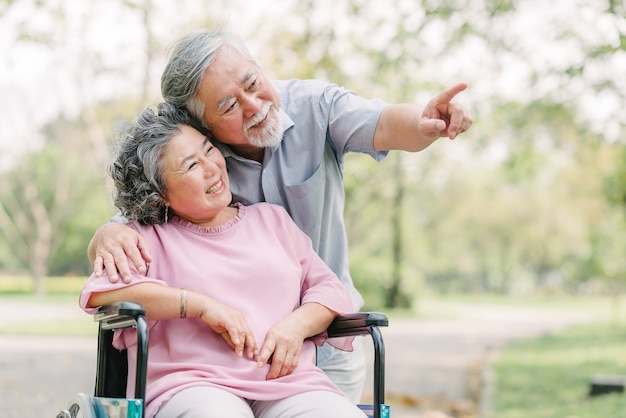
[247,134,283,149]
[246,119,283,148]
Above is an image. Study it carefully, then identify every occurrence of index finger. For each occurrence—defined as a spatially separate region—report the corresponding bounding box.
[256,339,276,368]
[112,250,134,283]
[226,328,243,357]
[117,237,151,281]
[126,236,151,275]
[244,332,258,359]
[435,82,468,105]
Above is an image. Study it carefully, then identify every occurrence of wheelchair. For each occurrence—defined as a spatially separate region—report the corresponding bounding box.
[57,302,390,418]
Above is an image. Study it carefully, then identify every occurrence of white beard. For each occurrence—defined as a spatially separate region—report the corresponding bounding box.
[244,103,283,148]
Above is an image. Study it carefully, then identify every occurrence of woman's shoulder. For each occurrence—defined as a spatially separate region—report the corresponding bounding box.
[127,220,170,241]
[246,202,290,218]
[243,203,296,229]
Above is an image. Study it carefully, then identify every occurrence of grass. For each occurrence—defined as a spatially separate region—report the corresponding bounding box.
[0,274,86,295]
[0,318,98,336]
[0,275,97,336]
[427,292,626,323]
[492,322,626,418]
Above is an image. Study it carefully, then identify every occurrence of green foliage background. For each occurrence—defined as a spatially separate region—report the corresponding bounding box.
[0,0,624,307]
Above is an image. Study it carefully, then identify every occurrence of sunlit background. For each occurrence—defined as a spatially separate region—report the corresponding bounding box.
[3,0,624,301]
[1,1,626,417]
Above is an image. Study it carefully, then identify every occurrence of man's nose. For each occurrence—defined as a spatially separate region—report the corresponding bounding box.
[240,93,262,117]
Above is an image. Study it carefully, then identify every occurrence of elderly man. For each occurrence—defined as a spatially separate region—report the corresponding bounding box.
[88,29,473,402]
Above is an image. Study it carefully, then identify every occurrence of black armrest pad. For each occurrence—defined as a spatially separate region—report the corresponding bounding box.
[94,302,146,330]
[327,312,388,338]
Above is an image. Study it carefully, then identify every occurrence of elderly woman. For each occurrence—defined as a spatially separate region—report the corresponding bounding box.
[79,103,365,418]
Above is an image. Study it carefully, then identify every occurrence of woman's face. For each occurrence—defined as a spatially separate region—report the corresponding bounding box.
[162,125,232,226]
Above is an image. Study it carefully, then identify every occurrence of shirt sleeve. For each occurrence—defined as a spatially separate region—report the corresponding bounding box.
[320,82,389,160]
[108,212,129,224]
[276,79,388,161]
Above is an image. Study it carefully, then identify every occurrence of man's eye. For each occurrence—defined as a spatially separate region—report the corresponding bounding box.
[188,162,197,171]
[225,101,237,113]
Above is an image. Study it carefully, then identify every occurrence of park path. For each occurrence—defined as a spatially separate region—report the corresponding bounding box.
[376,301,593,417]
[0,298,593,418]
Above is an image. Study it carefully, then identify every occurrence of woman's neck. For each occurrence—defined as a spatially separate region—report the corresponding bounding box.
[176,205,239,227]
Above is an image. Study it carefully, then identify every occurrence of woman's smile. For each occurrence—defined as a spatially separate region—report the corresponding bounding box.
[207,179,224,194]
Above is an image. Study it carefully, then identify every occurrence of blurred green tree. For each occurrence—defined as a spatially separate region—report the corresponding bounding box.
[0,114,109,293]
[245,0,626,307]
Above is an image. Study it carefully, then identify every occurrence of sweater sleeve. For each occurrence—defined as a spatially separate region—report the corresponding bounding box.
[78,272,168,314]
[273,206,355,351]
[79,272,167,351]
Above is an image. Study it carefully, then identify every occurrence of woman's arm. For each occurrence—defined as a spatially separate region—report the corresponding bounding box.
[89,282,257,359]
[256,302,337,380]
[88,282,177,319]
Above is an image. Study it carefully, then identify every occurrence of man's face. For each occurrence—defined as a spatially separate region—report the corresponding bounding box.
[195,46,282,151]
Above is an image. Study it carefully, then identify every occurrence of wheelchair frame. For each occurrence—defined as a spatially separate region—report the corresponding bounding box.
[57,301,389,418]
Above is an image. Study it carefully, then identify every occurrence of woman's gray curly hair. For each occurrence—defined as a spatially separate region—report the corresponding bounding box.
[109,102,207,225]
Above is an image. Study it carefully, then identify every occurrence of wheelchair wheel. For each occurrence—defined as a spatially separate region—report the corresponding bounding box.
[57,393,97,418]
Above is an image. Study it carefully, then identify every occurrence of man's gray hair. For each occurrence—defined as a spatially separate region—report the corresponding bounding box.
[109,102,207,225]
[161,29,257,124]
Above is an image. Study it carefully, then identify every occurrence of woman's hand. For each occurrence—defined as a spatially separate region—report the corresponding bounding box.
[256,315,306,380]
[255,303,337,379]
[197,296,258,360]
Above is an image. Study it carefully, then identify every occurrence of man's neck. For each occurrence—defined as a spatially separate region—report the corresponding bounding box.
[229,143,264,163]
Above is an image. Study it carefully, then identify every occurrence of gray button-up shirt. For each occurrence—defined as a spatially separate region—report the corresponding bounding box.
[217,79,388,309]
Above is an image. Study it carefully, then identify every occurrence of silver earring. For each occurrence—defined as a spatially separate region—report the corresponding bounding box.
[164,204,169,224]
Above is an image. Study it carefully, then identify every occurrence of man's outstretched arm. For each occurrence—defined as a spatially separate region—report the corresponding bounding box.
[373,82,473,152]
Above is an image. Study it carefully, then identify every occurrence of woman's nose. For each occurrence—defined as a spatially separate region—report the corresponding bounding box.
[200,156,219,174]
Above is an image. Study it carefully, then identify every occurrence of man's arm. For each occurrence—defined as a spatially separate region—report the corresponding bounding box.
[373,83,473,152]
[88,222,152,283]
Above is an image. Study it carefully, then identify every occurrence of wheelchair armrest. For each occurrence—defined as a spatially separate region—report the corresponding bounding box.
[94,301,149,404]
[94,301,146,331]
[328,312,389,418]
[327,312,388,338]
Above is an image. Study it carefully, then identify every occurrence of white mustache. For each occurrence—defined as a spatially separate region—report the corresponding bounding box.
[243,102,271,132]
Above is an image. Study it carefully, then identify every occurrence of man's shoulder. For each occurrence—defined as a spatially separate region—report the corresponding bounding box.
[273,79,349,124]
[272,78,332,90]
[273,78,338,101]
